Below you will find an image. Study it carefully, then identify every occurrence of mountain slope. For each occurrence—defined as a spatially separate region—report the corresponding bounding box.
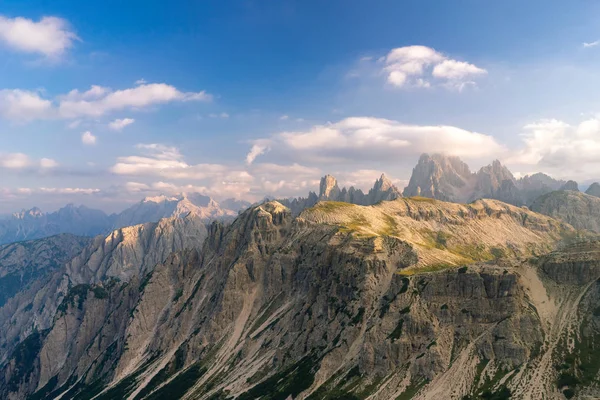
[530,190,600,233]
[0,212,208,373]
[0,234,92,308]
[3,198,598,400]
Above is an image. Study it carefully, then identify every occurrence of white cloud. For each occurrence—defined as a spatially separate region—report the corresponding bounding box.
[0,89,52,120]
[249,117,505,164]
[0,153,60,171]
[59,83,211,118]
[0,83,211,121]
[135,78,147,85]
[246,143,269,165]
[109,117,135,131]
[280,115,289,120]
[38,187,100,195]
[508,118,600,176]
[81,131,97,145]
[111,143,234,180]
[382,45,486,90]
[583,40,600,48]
[0,15,78,57]
[432,59,487,90]
[0,153,31,169]
[39,158,58,169]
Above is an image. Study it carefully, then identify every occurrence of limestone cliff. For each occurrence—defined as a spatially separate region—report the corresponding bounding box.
[531,190,600,233]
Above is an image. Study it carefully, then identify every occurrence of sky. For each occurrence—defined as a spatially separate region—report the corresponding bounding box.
[2,0,600,212]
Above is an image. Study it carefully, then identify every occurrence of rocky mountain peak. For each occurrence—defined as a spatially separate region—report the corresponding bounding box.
[403,153,472,201]
[373,173,394,191]
[12,207,44,220]
[560,180,580,191]
[585,182,600,197]
[319,174,341,199]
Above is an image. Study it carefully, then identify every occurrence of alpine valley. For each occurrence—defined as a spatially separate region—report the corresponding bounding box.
[2,154,600,400]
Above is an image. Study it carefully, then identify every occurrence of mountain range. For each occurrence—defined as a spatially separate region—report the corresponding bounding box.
[3,153,600,247]
[403,153,570,206]
[3,153,600,399]
[0,194,249,246]
[1,196,600,399]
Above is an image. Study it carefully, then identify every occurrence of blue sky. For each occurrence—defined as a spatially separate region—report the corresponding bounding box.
[2,0,600,212]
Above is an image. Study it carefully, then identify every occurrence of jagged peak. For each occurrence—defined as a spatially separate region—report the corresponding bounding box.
[560,180,580,192]
[586,182,600,197]
[319,174,340,198]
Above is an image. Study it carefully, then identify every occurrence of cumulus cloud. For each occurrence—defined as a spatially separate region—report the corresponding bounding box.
[382,45,487,90]
[0,89,52,120]
[0,153,31,169]
[81,131,97,145]
[109,117,135,131]
[110,143,239,180]
[0,153,57,171]
[248,116,505,164]
[0,83,211,121]
[59,83,211,118]
[0,15,78,57]
[508,118,600,177]
[39,158,58,169]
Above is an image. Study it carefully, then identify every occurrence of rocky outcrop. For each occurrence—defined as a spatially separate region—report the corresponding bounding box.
[530,190,600,233]
[585,182,600,197]
[279,174,402,215]
[3,197,599,400]
[559,180,579,192]
[403,153,568,206]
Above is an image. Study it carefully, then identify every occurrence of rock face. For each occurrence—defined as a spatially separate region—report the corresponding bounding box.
[0,234,92,308]
[0,204,114,245]
[403,153,473,201]
[0,213,207,373]
[3,197,600,399]
[403,153,568,206]
[279,174,402,215]
[531,190,600,232]
[585,182,600,197]
[559,180,579,192]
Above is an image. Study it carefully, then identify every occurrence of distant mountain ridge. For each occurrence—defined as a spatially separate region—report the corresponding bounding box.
[403,153,568,206]
[0,194,249,245]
